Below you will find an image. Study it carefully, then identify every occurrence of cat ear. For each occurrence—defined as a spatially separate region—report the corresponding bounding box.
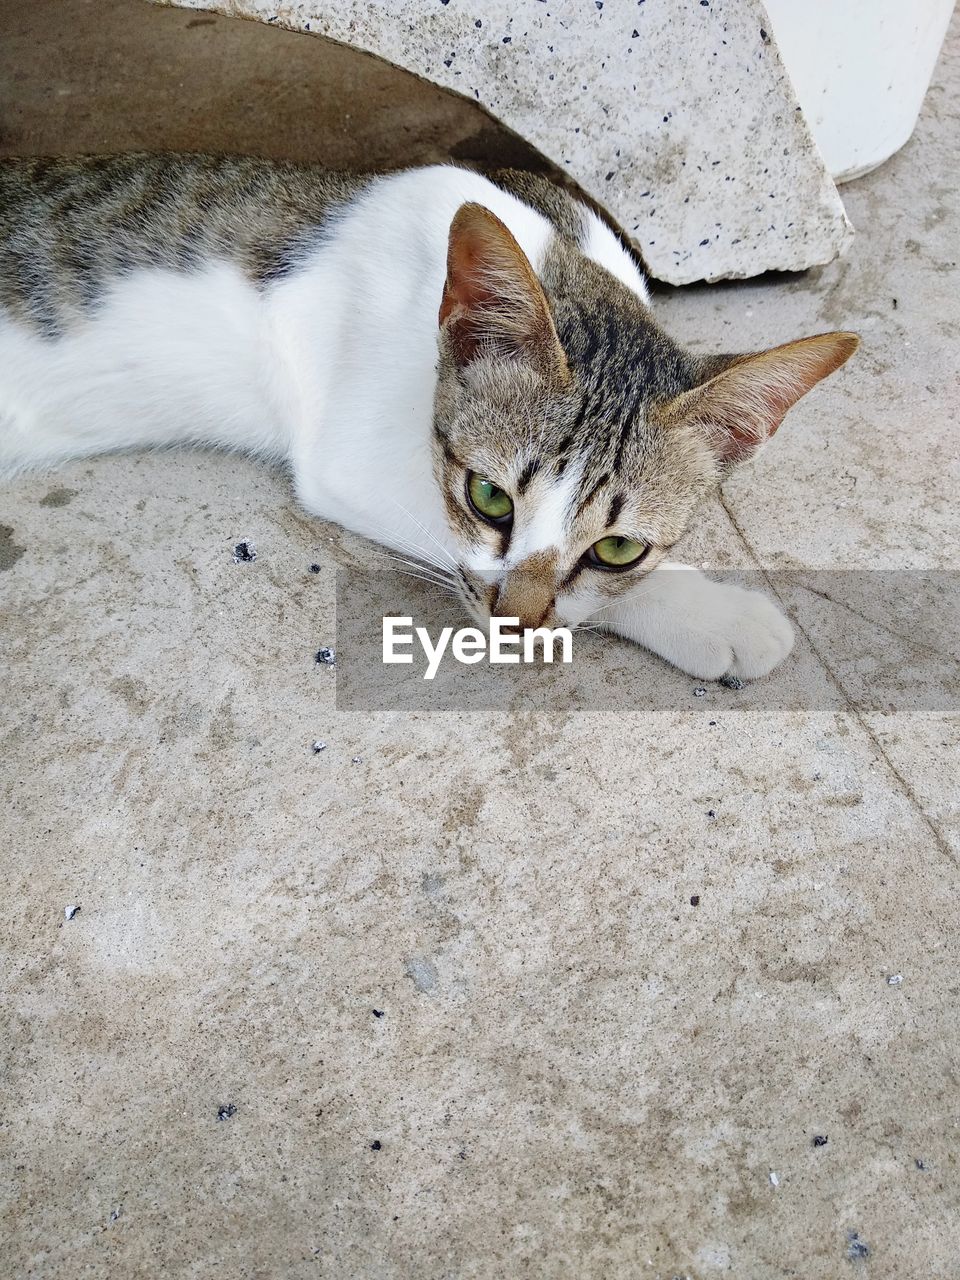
[439,202,570,383]
[665,332,859,468]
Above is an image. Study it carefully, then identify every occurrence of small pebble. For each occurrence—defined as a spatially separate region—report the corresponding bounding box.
[915,1158,927,1170]
[769,1170,779,1187]
[370,1140,382,1151]
[309,563,321,574]
[110,1207,122,1222]
[372,1009,385,1018]
[311,740,327,754]
[351,756,363,764]
[315,647,336,665]
[887,973,903,986]
[217,1103,237,1121]
[812,1134,828,1147]
[64,904,80,920]
[706,809,716,819]
[232,540,256,563]
[690,894,700,907]
[719,674,745,690]
[693,686,707,698]
[846,1231,870,1260]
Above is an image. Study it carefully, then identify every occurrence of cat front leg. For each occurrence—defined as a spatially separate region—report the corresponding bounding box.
[597,562,794,681]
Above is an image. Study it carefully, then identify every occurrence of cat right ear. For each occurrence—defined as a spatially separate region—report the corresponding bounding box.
[439,203,570,383]
[662,331,859,470]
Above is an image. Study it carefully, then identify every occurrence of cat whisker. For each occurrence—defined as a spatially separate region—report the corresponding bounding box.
[378,567,457,594]
[359,520,459,580]
[366,550,457,592]
[389,500,460,571]
[367,545,451,575]
[360,524,423,558]
[386,570,456,592]
[583,576,658,622]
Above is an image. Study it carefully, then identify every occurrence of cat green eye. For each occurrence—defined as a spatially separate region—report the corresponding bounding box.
[466,472,513,524]
[588,535,648,569]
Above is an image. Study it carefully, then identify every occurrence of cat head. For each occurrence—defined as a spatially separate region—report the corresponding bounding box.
[432,202,858,630]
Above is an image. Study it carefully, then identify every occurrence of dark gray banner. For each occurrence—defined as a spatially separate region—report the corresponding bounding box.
[332,570,959,712]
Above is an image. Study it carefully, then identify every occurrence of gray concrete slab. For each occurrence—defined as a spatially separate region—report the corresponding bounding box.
[156,0,852,285]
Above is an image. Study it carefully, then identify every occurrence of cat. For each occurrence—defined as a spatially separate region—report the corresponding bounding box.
[0,154,858,680]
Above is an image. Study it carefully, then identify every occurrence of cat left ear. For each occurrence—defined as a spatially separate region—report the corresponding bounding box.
[665,331,859,468]
[439,202,570,383]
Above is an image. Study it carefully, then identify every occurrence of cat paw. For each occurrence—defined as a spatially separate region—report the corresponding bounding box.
[719,586,795,680]
[602,568,795,682]
[646,582,794,681]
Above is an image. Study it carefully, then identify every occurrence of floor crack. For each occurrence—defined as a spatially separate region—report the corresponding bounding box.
[718,492,957,866]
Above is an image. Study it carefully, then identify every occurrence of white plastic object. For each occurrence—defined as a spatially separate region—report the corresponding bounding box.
[764,0,955,182]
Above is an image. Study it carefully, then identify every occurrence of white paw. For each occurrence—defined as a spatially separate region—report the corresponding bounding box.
[601,567,795,682]
[672,583,794,681]
[718,585,795,679]
[645,580,794,680]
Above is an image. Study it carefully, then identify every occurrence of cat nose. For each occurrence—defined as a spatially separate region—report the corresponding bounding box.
[492,597,555,632]
[492,557,558,630]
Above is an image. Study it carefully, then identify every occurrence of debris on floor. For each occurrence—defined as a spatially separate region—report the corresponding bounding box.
[370,1140,382,1151]
[232,540,257,563]
[813,1135,828,1147]
[217,1103,238,1121]
[719,674,745,690]
[309,563,321,574]
[315,647,336,665]
[311,740,327,753]
[887,973,904,986]
[693,686,707,698]
[768,1170,780,1188]
[372,1009,385,1018]
[64,904,80,920]
[846,1231,870,1260]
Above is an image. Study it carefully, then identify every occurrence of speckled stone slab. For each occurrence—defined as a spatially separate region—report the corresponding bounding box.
[155,0,852,285]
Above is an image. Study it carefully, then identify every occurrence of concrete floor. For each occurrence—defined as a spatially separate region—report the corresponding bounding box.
[1,4,959,1278]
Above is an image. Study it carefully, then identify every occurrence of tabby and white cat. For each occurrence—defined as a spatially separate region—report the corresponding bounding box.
[0,155,857,679]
